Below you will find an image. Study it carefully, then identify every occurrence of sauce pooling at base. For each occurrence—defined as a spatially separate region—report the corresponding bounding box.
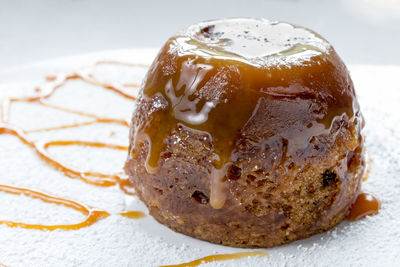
[136,18,361,209]
[346,192,381,221]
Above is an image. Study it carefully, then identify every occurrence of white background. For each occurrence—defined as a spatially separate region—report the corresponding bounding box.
[0,0,399,70]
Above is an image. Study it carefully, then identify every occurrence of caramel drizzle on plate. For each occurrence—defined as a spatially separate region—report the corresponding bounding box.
[1,60,140,121]
[160,251,268,267]
[0,124,127,187]
[0,61,146,231]
[119,210,146,219]
[0,184,110,230]
[0,61,141,190]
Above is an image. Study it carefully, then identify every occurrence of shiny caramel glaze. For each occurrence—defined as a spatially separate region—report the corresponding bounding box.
[160,251,268,267]
[130,18,362,209]
[346,192,381,221]
[0,184,110,230]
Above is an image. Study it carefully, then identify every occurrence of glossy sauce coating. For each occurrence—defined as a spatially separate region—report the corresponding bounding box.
[346,192,381,221]
[135,18,360,209]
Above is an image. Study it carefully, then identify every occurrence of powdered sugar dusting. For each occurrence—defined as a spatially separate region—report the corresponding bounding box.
[0,50,399,266]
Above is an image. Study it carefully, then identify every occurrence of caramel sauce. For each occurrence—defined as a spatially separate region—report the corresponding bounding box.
[346,192,381,221]
[119,211,146,219]
[136,19,360,209]
[1,61,137,123]
[0,184,110,230]
[362,153,371,182]
[160,251,268,267]
[43,140,128,151]
[0,52,377,265]
[0,61,146,231]
[0,124,120,187]
[25,120,125,134]
[0,59,270,265]
[362,166,370,182]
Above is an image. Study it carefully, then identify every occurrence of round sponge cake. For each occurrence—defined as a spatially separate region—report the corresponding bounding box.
[125,18,365,248]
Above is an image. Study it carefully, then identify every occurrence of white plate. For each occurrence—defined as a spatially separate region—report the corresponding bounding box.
[0,50,399,267]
